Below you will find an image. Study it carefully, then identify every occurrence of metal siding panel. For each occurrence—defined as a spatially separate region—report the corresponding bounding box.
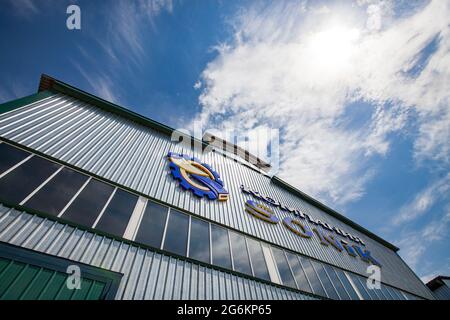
[0,93,432,299]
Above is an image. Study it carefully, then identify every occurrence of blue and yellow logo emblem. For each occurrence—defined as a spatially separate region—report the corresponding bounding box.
[167,152,229,201]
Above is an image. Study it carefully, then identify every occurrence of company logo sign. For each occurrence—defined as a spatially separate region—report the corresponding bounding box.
[167,152,229,201]
[242,186,381,267]
[245,200,279,224]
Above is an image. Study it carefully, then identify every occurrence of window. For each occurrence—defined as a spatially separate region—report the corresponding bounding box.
[229,232,251,275]
[386,286,405,300]
[285,252,312,293]
[373,286,387,300]
[334,269,360,300]
[380,284,394,299]
[246,238,270,281]
[298,257,327,297]
[188,217,210,263]
[0,143,30,175]
[211,224,232,269]
[0,156,60,204]
[95,189,138,236]
[135,201,168,249]
[62,179,114,228]
[271,247,296,289]
[356,275,378,300]
[348,273,371,300]
[24,167,89,216]
[323,265,350,300]
[163,209,189,256]
[311,261,339,299]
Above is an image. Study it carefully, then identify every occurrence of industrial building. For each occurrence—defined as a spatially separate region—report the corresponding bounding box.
[426,276,450,300]
[0,75,435,300]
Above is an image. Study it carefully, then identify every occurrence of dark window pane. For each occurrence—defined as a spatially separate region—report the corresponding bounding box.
[311,261,339,300]
[380,284,394,300]
[24,167,88,216]
[247,238,270,281]
[211,224,231,269]
[163,210,189,256]
[95,189,138,236]
[271,247,296,288]
[0,143,30,175]
[298,257,327,297]
[0,156,60,204]
[386,286,404,300]
[334,269,360,300]
[323,265,350,300]
[229,232,251,275]
[286,252,312,293]
[62,179,114,228]
[402,292,417,300]
[374,286,387,300]
[135,201,168,248]
[348,273,371,300]
[357,276,378,300]
[189,217,210,263]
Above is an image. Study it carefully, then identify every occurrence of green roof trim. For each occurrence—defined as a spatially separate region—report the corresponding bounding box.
[4,74,398,252]
[0,90,55,115]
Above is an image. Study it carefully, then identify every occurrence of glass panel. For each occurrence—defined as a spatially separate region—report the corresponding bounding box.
[229,231,252,275]
[95,189,138,236]
[24,167,88,216]
[135,201,168,248]
[0,156,60,204]
[246,238,270,281]
[311,261,339,300]
[323,265,350,300]
[403,292,418,300]
[62,179,114,228]
[358,276,379,300]
[298,257,327,297]
[189,217,210,263]
[271,247,296,288]
[0,143,30,175]
[387,286,405,300]
[285,252,312,293]
[348,273,371,300]
[380,284,394,300]
[374,286,387,300]
[163,210,189,256]
[211,224,232,269]
[334,269,360,300]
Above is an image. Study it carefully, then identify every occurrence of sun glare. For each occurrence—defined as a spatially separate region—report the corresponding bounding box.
[306,25,360,71]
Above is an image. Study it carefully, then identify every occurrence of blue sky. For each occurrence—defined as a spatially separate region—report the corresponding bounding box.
[0,0,449,283]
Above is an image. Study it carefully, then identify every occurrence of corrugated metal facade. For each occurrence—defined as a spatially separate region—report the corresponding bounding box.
[0,93,433,299]
[0,204,313,300]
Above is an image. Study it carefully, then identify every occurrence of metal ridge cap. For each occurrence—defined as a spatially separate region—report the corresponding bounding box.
[271,175,400,252]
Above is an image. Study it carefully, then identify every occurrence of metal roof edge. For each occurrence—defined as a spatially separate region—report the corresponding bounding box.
[426,275,450,290]
[38,74,399,252]
[38,74,209,148]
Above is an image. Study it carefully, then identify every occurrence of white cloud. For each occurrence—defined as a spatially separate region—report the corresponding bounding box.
[72,61,120,104]
[94,0,173,67]
[392,173,450,225]
[397,208,450,269]
[196,0,450,205]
